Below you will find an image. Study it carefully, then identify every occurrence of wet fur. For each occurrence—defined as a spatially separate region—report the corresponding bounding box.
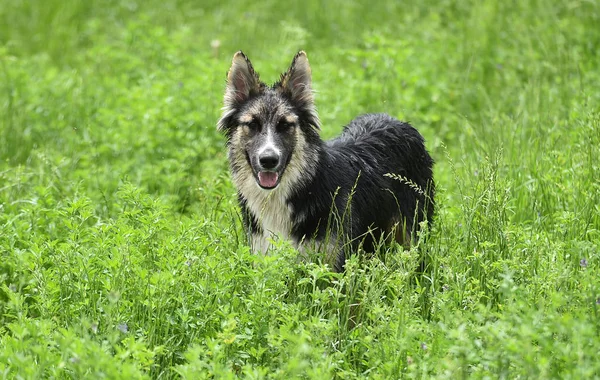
[218,51,435,271]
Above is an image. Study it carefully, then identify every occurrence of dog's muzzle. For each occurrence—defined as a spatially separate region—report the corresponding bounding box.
[256,149,281,189]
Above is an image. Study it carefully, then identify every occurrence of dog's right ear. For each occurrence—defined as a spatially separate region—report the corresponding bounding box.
[225,51,260,106]
[218,51,261,132]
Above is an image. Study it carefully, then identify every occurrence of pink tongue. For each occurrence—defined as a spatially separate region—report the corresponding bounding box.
[258,172,279,188]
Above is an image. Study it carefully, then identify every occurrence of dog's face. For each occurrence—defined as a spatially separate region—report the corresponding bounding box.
[218,51,321,191]
[233,96,300,189]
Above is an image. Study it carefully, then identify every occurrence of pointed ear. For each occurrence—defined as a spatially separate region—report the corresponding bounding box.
[219,51,261,132]
[279,51,313,104]
[278,51,320,129]
[224,51,260,107]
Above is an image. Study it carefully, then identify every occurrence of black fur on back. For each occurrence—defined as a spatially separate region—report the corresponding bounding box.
[288,113,435,270]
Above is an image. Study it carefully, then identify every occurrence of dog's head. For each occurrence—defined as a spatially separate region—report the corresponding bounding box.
[217,51,320,191]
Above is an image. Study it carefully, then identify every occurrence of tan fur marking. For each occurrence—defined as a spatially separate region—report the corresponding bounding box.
[284,115,299,124]
[388,218,411,249]
[239,114,253,123]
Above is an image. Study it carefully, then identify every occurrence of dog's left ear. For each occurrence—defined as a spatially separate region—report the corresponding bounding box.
[278,51,320,129]
[279,51,313,103]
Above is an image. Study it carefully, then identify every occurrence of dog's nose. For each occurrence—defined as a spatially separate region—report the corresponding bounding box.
[259,151,279,169]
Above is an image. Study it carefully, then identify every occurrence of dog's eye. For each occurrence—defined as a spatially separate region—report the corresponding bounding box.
[247,120,260,130]
[277,120,295,130]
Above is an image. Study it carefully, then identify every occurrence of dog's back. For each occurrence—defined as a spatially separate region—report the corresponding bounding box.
[289,113,434,263]
[332,113,434,227]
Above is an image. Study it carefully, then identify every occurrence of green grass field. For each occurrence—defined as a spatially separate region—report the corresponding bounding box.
[1,0,599,378]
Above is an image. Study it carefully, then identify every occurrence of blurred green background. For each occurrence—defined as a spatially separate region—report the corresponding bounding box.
[1,0,599,378]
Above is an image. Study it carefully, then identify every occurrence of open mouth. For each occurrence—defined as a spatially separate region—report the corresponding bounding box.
[257,171,280,189]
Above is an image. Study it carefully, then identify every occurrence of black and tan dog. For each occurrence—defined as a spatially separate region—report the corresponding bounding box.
[218,51,435,271]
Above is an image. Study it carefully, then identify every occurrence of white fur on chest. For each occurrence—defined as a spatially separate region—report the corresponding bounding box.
[237,176,294,254]
[230,125,319,255]
[238,176,340,268]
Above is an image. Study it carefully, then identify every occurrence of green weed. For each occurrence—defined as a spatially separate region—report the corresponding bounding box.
[1,0,599,378]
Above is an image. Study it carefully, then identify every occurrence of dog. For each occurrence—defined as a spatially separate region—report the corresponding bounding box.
[217,51,435,272]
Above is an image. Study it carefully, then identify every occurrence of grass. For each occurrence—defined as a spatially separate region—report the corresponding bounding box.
[1,0,599,378]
